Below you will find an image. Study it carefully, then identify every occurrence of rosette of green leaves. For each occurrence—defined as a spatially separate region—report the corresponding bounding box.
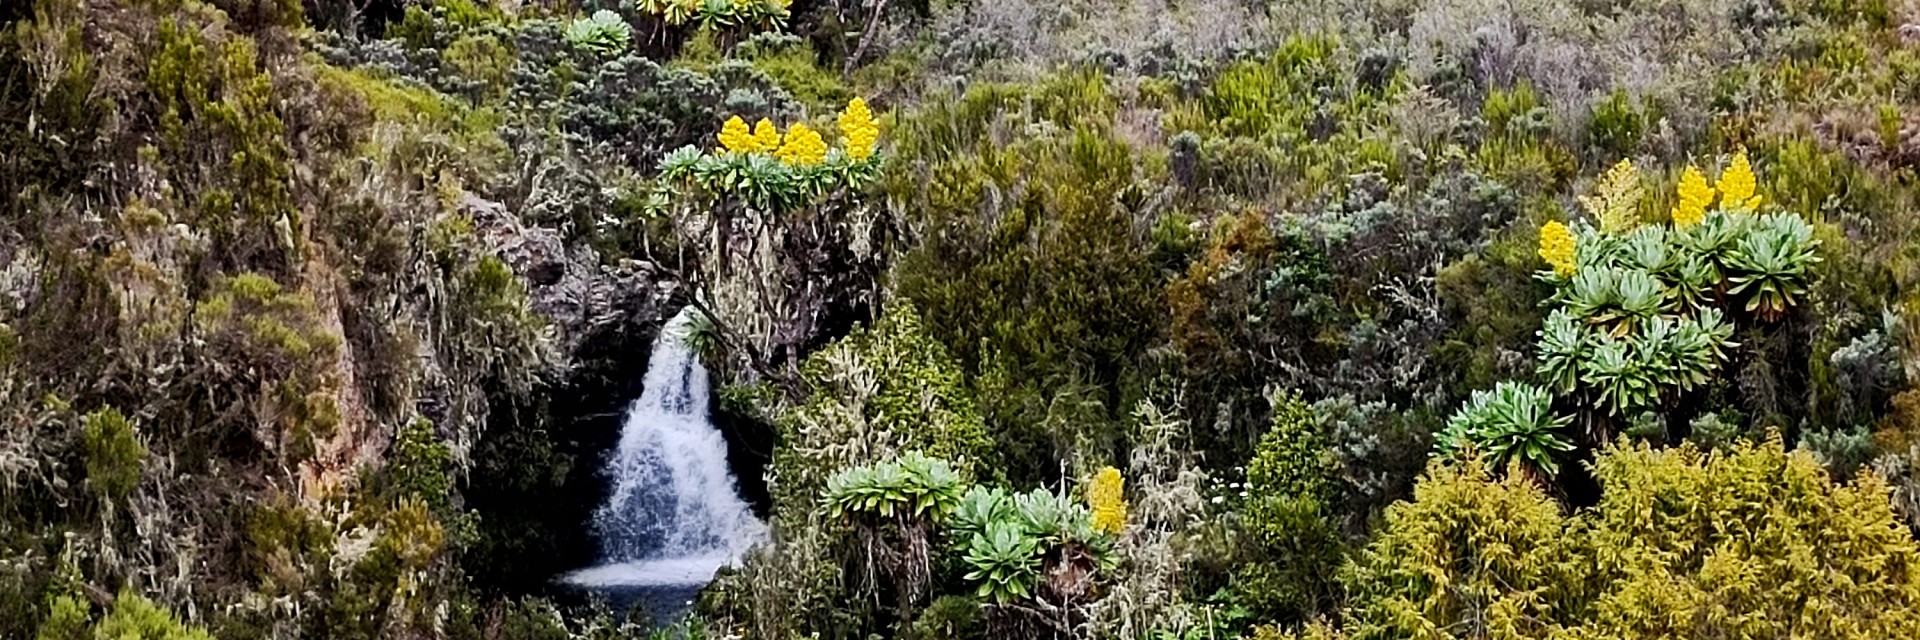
[963,521,1040,603]
[657,145,880,212]
[1664,309,1735,392]
[1536,309,1588,394]
[898,451,965,521]
[1580,337,1657,415]
[1013,489,1078,542]
[657,145,704,181]
[718,153,803,211]
[1621,226,1672,275]
[1678,211,1747,266]
[1564,267,1620,322]
[1566,267,1661,334]
[822,452,966,521]
[948,485,1013,545]
[1574,224,1624,271]
[824,461,910,519]
[1634,317,1688,391]
[1435,381,1576,476]
[564,10,631,54]
[1727,213,1819,321]
[1665,254,1720,313]
[823,147,884,186]
[1615,269,1663,328]
[1013,489,1116,569]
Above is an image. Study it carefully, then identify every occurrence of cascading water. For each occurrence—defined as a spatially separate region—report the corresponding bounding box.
[563,308,766,612]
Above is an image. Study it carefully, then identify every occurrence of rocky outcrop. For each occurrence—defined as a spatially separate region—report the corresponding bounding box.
[460,193,681,371]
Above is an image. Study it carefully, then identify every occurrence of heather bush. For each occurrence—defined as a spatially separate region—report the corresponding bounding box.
[1318,437,1920,639]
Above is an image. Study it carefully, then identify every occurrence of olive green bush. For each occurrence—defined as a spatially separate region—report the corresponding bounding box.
[1317,437,1920,639]
[79,408,144,506]
[1226,393,1346,627]
[888,72,1164,482]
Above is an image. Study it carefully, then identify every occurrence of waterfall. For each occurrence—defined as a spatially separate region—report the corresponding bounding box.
[564,308,766,589]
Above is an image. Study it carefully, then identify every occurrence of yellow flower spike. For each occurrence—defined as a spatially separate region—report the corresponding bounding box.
[775,121,827,166]
[717,115,753,154]
[1717,148,1764,211]
[1087,467,1127,535]
[1539,220,1579,277]
[1579,158,1643,235]
[1670,165,1714,227]
[837,97,880,161]
[751,118,782,153]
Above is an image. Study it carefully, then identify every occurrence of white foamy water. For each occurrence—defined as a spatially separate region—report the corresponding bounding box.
[563,555,737,587]
[563,308,765,589]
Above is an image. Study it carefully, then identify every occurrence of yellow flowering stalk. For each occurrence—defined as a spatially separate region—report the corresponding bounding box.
[837,97,880,161]
[717,115,754,154]
[1087,466,1127,535]
[1670,165,1714,227]
[751,118,781,153]
[1539,220,1578,277]
[1716,148,1764,211]
[775,122,827,166]
[1579,158,1643,235]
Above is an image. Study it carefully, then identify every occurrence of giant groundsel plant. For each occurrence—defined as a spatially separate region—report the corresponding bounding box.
[1442,149,1815,473]
[1535,150,1807,419]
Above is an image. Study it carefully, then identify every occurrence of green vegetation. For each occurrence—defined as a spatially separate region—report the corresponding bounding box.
[1312,437,1920,639]
[8,0,1920,638]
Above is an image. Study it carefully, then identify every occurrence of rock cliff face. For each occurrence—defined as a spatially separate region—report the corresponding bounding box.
[462,192,678,369]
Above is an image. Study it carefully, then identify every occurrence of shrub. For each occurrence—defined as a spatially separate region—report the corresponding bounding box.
[387,418,453,510]
[1230,392,1345,625]
[91,592,213,640]
[1587,89,1645,158]
[34,592,88,640]
[80,407,144,504]
[775,304,995,511]
[1339,451,1576,638]
[1433,381,1576,478]
[907,595,985,640]
[191,272,342,462]
[1329,437,1920,638]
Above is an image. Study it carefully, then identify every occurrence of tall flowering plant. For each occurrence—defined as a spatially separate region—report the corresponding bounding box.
[1442,148,1821,466]
[659,97,885,211]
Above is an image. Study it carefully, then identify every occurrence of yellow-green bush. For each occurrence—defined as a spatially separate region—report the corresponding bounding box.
[79,407,144,504]
[1325,437,1920,639]
[42,591,214,640]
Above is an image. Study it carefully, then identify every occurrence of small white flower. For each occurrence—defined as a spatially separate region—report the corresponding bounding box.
[1211,496,1225,504]
[1229,482,1241,489]
[1239,491,1249,498]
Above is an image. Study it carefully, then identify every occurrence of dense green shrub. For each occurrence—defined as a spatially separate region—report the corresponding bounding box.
[79,408,144,505]
[1226,393,1345,627]
[1321,437,1920,639]
[387,417,453,510]
[95,592,214,640]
